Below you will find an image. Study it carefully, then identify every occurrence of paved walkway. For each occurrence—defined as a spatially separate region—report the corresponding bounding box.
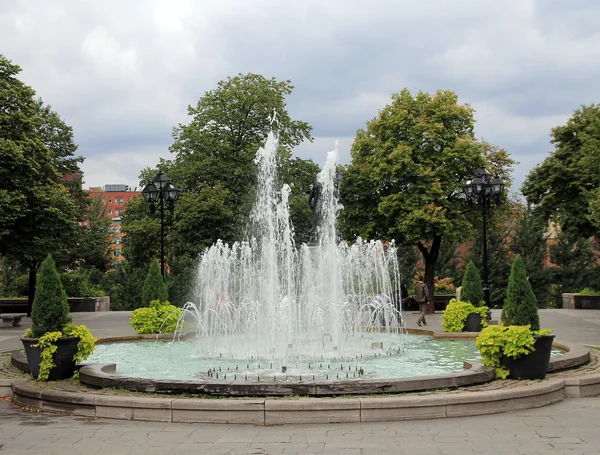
[2,309,600,454]
[1,397,599,454]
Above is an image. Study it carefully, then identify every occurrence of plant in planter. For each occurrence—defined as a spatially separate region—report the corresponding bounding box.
[21,255,97,381]
[477,254,554,379]
[442,299,488,332]
[458,261,488,330]
[434,276,456,294]
[475,325,552,378]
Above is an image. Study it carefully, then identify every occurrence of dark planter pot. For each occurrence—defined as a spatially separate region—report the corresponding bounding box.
[501,334,555,380]
[21,336,79,380]
[463,312,483,332]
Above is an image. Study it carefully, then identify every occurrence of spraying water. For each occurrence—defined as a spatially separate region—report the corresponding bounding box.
[181,131,404,378]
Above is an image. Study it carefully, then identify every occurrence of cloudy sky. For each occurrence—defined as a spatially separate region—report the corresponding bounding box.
[2,0,599,196]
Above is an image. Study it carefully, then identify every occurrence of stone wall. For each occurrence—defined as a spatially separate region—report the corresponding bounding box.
[0,297,110,313]
[563,293,600,309]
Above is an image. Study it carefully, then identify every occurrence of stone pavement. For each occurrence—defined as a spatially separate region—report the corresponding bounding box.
[1,397,599,454]
[2,309,600,454]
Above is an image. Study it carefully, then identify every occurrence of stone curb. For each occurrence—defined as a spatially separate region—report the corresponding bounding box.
[9,375,597,424]
[4,335,597,424]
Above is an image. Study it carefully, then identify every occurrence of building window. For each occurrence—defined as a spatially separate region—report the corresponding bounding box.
[114,238,120,245]
[114,250,120,257]
[108,198,112,204]
[108,210,112,215]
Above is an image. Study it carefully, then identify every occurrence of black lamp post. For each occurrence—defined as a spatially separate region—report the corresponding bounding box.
[141,172,179,279]
[462,167,505,308]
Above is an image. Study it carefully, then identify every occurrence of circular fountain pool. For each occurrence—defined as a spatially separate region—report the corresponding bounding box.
[87,333,480,382]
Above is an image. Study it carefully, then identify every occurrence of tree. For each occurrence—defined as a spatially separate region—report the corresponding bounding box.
[30,255,71,338]
[509,206,551,308]
[461,260,484,306]
[523,104,600,238]
[548,230,600,307]
[340,89,492,298]
[141,258,168,308]
[164,73,313,251]
[280,157,320,244]
[502,254,540,331]
[0,55,86,313]
[72,196,112,272]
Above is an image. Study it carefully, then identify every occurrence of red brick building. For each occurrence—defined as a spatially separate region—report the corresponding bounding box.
[88,184,141,265]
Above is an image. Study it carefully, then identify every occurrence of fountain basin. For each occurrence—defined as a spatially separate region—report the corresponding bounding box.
[79,332,496,396]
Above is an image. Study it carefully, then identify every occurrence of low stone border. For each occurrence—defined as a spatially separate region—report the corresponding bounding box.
[4,334,596,424]
[72,330,495,396]
[77,361,495,397]
[7,377,583,424]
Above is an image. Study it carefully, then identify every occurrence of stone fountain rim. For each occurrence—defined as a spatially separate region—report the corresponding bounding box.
[71,330,586,396]
[10,331,588,397]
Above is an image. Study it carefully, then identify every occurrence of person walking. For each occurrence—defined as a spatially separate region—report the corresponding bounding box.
[415,275,430,326]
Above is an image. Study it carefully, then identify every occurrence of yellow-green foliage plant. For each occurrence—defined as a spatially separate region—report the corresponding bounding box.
[22,255,98,381]
[442,298,488,332]
[130,300,183,334]
[475,325,552,379]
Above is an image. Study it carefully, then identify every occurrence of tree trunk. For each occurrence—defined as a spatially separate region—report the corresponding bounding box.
[417,235,442,314]
[27,265,37,317]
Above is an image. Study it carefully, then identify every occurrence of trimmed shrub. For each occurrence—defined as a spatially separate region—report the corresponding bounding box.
[130,300,183,334]
[61,272,105,298]
[502,254,540,331]
[31,255,72,338]
[460,260,484,306]
[141,258,168,308]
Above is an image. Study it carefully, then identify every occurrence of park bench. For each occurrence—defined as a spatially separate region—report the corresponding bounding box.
[0,313,27,328]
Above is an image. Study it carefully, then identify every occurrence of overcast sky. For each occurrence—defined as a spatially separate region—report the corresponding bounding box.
[2,0,599,196]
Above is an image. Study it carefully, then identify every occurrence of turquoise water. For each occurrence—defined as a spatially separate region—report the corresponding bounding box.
[87,333,483,381]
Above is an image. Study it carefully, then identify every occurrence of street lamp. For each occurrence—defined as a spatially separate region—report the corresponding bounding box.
[141,172,180,279]
[462,167,505,308]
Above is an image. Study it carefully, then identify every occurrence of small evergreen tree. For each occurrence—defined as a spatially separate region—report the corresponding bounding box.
[141,258,168,308]
[30,255,71,338]
[502,254,540,331]
[460,260,485,306]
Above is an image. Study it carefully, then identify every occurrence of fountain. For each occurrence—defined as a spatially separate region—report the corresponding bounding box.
[85,130,486,394]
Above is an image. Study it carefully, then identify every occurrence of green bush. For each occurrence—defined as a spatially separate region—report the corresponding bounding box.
[502,254,539,331]
[30,255,72,338]
[442,298,488,332]
[461,260,484,306]
[579,287,600,295]
[140,258,168,308]
[61,272,105,298]
[130,300,183,334]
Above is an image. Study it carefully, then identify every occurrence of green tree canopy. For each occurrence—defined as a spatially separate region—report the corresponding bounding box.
[164,73,313,249]
[123,73,316,273]
[340,89,513,296]
[0,55,86,313]
[523,104,600,237]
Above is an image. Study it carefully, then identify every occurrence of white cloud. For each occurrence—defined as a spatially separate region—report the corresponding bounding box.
[2,0,599,196]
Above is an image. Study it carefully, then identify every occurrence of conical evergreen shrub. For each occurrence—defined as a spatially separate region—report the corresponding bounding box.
[461,260,485,307]
[140,258,168,308]
[31,255,71,338]
[501,254,539,331]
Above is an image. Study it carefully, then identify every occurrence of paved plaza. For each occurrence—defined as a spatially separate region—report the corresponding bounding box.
[1,309,600,454]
